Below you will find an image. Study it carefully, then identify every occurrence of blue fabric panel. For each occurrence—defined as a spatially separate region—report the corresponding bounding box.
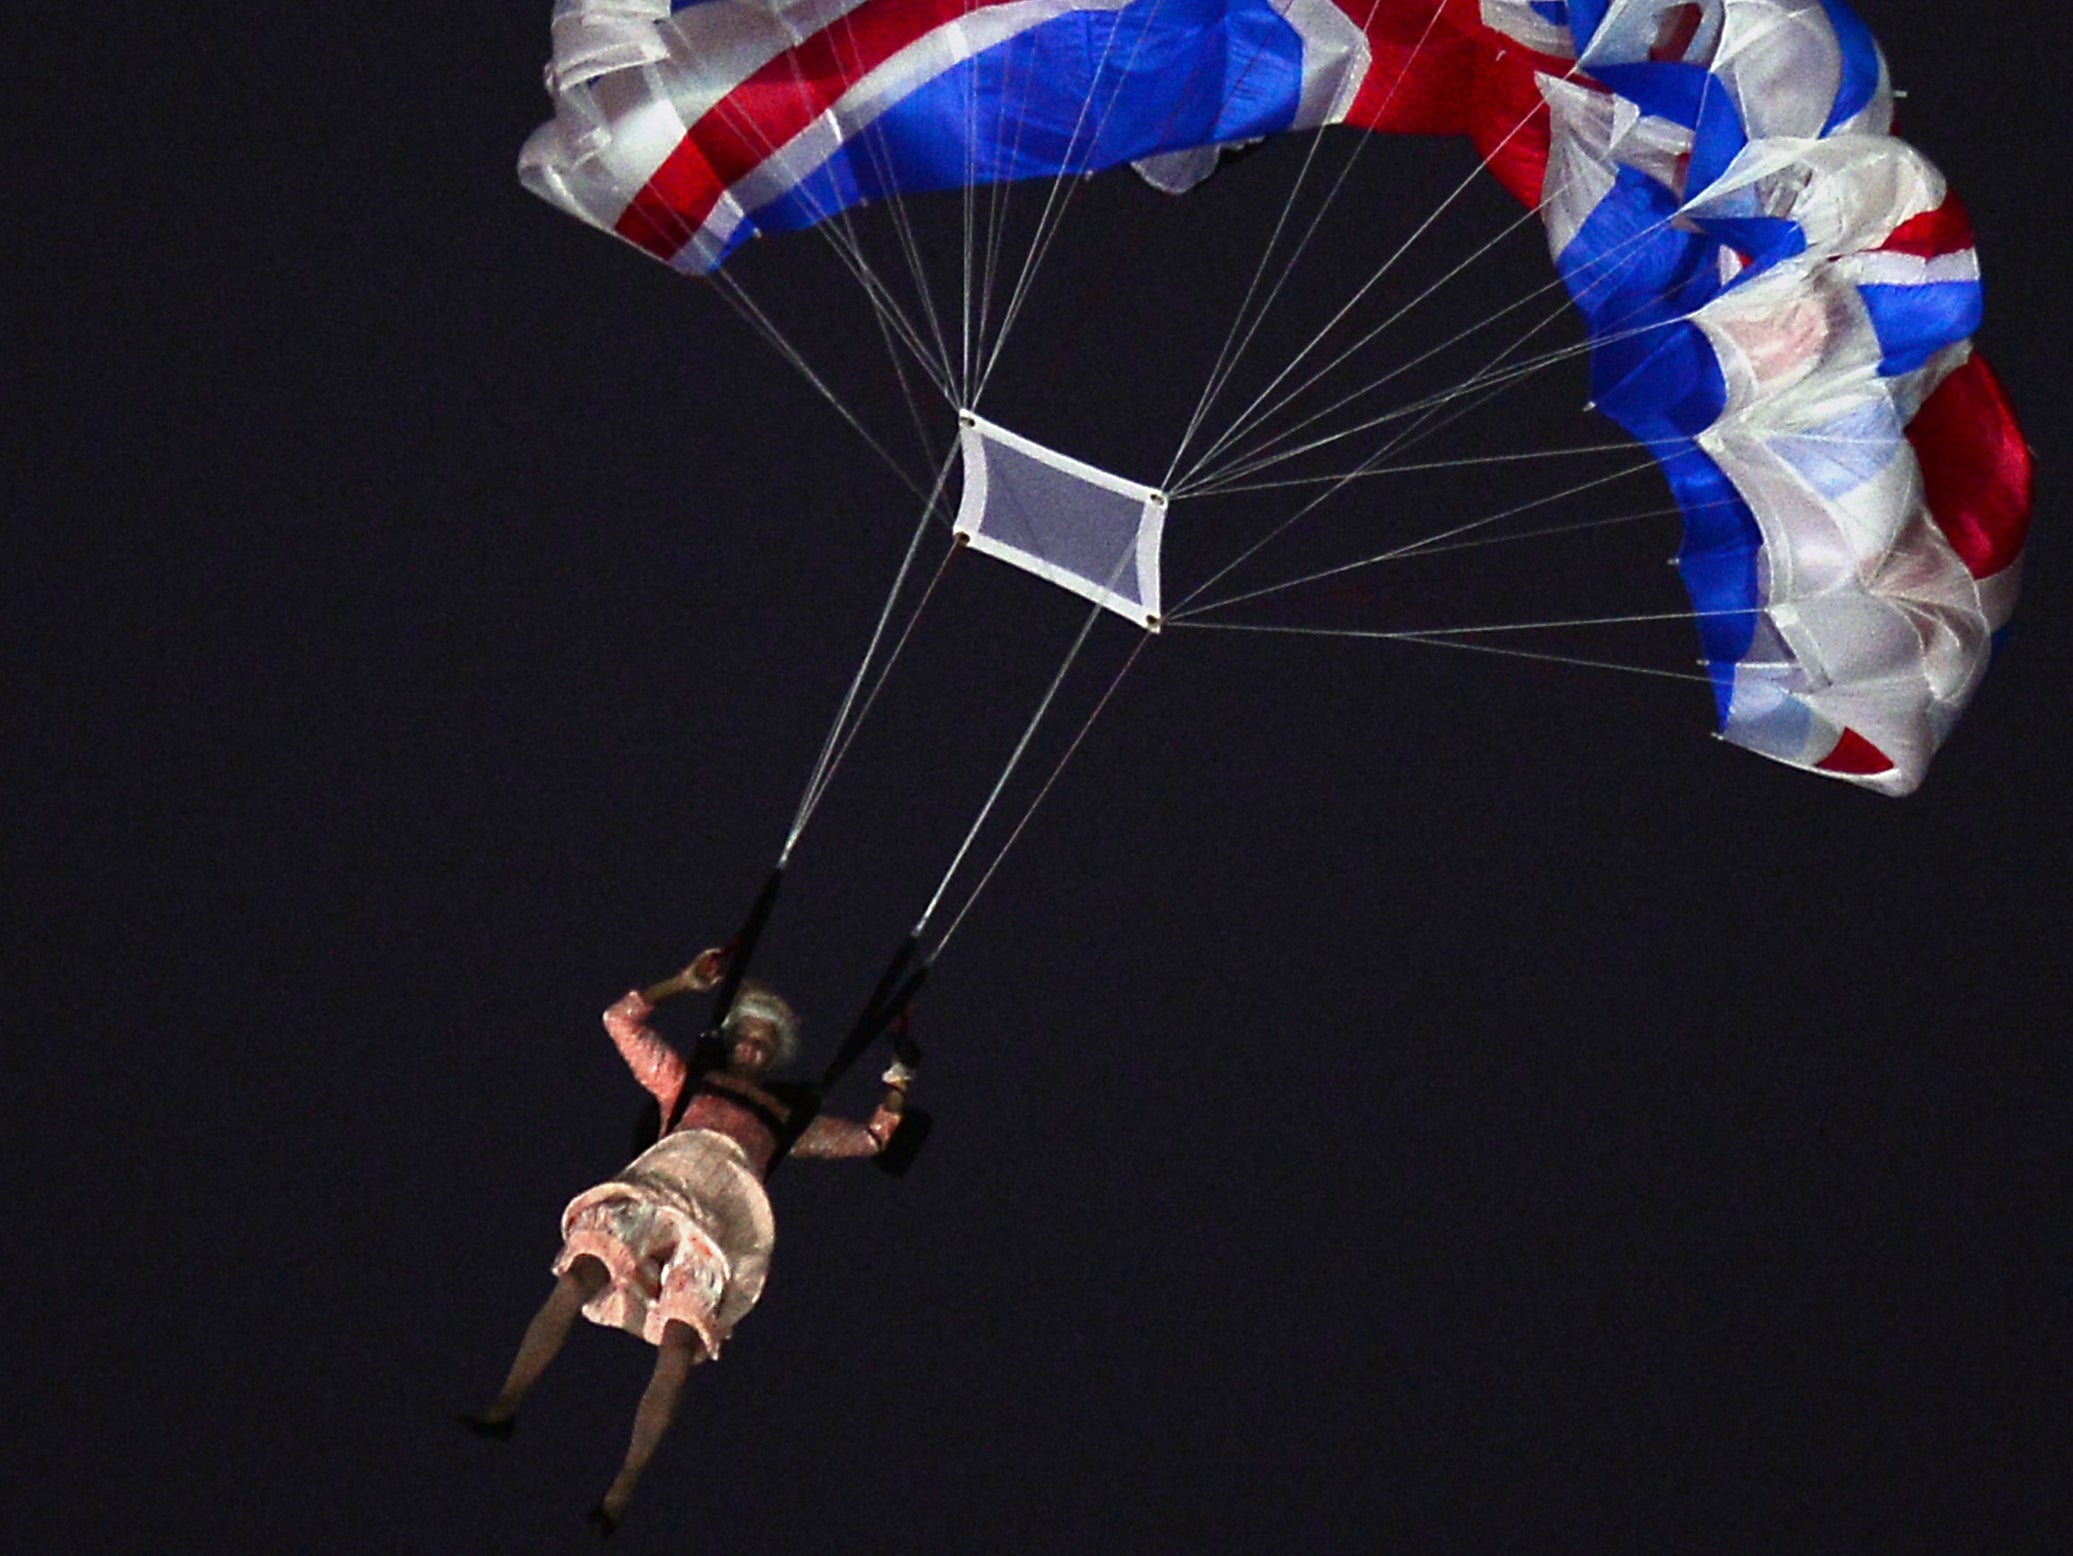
[1529,1,1569,25]
[1558,165,1756,720]
[1858,279,1984,376]
[1687,70,1750,192]
[1562,0,1613,52]
[742,0,1304,241]
[1588,60,1712,128]
[1560,167,1722,340]
[1816,0,1883,132]
[1666,449,1763,719]
[1694,215,1808,275]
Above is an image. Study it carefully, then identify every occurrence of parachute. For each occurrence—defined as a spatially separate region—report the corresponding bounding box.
[520,0,2030,796]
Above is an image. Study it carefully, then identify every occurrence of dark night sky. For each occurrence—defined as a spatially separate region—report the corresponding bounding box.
[9,6,2068,1552]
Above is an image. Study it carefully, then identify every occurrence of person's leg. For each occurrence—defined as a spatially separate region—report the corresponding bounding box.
[590,1320,706,1532]
[462,1256,610,1435]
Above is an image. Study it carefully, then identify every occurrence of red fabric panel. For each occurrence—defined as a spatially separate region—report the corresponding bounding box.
[1469,40,1564,208]
[618,0,978,257]
[1878,191,1975,258]
[1908,352,2034,580]
[1817,728,1896,777]
[1332,0,1486,134]
[1329,1,1560,208]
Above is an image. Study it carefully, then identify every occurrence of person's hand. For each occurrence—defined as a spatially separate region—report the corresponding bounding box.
[868,1094,905,1150]
[683,946,727,993]
[643,946,728,1005]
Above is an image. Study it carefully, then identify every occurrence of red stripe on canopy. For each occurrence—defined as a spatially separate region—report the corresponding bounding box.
[1909,353,2033,581]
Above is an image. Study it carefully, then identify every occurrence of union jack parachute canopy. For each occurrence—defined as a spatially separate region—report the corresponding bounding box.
[521,0,2031,794]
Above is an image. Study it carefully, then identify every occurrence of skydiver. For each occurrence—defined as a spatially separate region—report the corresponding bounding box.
[460,948,913,1535]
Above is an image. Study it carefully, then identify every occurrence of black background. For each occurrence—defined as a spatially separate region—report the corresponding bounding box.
[9,6,2067,1552]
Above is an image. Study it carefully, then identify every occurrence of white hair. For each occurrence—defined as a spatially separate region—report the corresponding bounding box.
[721,981,800,1068]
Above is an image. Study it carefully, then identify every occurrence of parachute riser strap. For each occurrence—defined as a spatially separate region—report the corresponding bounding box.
[762,936,928,1176]
[821,940,929,1095]
[663,865,786,1135]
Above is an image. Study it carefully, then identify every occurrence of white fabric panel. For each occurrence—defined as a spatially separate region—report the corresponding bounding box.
[546,0,675,90]
[1693,262,1869,414]
[1976,556,2023,633]
[955,415,1166,630]
[1537,74,1622,263]
[652,0,881,126]
[1579,0,1726,69]
[520,71,691,233]
[1133,145,1227,195]
[1712,0,1843,142]
[1608,95,1698,198]
[1682,134,1945,254]
[1827,35,1893,138]
[1270,0,1371,126]
[1480,0,1577,59]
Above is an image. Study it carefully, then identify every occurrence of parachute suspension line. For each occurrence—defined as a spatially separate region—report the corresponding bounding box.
[867,259,954,480]
[595,95,940,426]
[1182,193,1696,495]
[912,583,1123,941]
[1177,318,1605,495]
[705,268,931,499]
[1172,288,1693,612]
[781,160,953,404]
[1190,170,1673,493]
[961,53,981,400]
[799,532,964,840]
[1219,244,1710,502]
[1170,288,1704,613]
[1184,270,1652,496]
[653,82,957,428]
[1371,491,1758,568]
[1176,193,1557,494]
[1172,64,1584,493]
[1170,455,1661,620]
[972,37,1059,406]
[1204,603,1761,639]
[1164,219,1705,613]
[930,632,1151,962]
[1197,438,1649,496]
[823,11,962,400]
[1163,345,1651,618]
[680,44,958,407]
[791,123,956,463]
[1178,324,1607,491]
[789,113,950,474]
[1165,0,1449,487]
[1368,499,1690,562]
[1164,117,1348,486]
[969,0,1319,410]
[1170,619,1720,685]
[960,19,1057,402]
[973,0,1182,405]
[978,0,1252,408]
[781,445,963,864]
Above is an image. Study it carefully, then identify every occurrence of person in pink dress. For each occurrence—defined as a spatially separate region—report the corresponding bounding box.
[462,948,912,1534]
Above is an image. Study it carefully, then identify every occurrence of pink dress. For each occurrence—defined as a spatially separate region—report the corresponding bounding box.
[553,992,886,1356]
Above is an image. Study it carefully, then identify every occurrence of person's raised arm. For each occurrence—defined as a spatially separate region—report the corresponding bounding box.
[642,946,724,1006]
[791,1061,915,1160]
[603,948,726,1115]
